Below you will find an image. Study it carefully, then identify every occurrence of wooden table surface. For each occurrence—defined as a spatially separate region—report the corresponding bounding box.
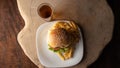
[0,0,119,68]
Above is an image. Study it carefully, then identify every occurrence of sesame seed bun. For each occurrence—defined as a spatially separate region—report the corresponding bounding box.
[48,21,80,49]
[48,28,72,48]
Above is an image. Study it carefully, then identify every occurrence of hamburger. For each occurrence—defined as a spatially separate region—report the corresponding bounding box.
[48,21,80,60]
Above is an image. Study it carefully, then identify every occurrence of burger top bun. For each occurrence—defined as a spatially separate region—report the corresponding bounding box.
[48,28,72,48]
[48,21,80,49]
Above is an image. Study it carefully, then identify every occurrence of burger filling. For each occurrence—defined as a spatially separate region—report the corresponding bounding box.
[48,44,69,53]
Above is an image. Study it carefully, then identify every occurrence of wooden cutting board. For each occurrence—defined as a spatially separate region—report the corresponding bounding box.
[17,0,114,68]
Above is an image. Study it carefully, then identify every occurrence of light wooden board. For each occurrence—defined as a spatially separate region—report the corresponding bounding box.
[17,0,114,68]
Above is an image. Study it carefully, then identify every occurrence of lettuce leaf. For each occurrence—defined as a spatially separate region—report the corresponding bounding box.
[48,44,69,53]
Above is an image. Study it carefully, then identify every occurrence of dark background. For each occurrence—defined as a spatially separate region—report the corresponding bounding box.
[0,0,119,68]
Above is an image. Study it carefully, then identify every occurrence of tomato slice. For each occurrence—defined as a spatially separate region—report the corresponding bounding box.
[54,47,60,50]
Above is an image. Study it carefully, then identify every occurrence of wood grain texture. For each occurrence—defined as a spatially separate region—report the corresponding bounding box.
[0,0,120,68]
[89,0,120,68]
[0,0,37,68]
[17,0,114,68]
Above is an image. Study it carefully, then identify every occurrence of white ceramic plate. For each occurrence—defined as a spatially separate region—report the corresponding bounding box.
[36,21,84,67]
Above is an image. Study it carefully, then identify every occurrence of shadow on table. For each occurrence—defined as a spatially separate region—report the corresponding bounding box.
[88,0,120,68]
